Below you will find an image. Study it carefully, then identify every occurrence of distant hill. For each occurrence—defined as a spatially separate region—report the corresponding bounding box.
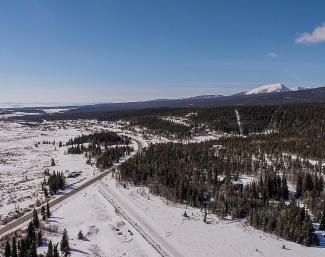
[64,86,325,113]
[5,85,325,121]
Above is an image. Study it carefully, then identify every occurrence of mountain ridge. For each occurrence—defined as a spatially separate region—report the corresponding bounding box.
[244,83,291,95]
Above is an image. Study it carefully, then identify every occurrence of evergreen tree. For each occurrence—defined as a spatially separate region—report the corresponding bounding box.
[32,208,39,228]
[43,187,49,198]
[53,243,59,257]
[37,230,43,246]
[12,237,18,257]
[77,230,84,240]
[27,221,36,242]
[46,240,53,257]
[319,212,325,231]
[302,218,314,246]
[281,176,289,200]
[28,242,37,257]
[18,239,26,257]
[60,228,70,257]
[41,205,46,221]
[51,158,55,166]
[47,171,66,194]
[4,239,11,257]
[46,202,51,218]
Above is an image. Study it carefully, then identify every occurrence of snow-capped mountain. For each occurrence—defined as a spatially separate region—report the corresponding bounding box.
[291,86,307,91]
[245,83,291,95]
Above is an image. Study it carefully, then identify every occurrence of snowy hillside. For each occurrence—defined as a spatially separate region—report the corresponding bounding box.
[291,86,307,91]
[245,83,291,95]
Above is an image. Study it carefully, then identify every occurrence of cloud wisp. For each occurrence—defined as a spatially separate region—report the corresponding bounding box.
[267,52,278,58]
[296,23,325,45]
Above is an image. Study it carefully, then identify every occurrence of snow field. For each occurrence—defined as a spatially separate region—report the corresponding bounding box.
[39,184,161,257]
[99,174,325,257]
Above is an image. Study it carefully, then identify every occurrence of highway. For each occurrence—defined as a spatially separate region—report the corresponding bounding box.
[0,136,142,238]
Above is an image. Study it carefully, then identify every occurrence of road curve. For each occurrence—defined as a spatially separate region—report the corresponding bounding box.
[0,136,143,238]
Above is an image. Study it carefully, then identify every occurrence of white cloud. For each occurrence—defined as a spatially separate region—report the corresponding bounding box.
[296,23,325,45]
[267,52,278,58]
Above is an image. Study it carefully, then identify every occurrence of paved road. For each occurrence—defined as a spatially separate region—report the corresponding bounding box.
[0,136,142,238]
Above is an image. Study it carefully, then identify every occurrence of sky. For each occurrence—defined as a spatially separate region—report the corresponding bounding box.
[0,0,325,104]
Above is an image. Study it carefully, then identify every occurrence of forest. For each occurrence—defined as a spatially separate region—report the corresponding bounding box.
[66,131,133,170]
[66,131,130,146]
[130,116,191,138]
[119,140,324,246]
[11,102,325,246]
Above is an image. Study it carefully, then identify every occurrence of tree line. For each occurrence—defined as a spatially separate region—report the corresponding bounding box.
[66,131,130,146]
[131,116,191,139]
[66,132,133,171]
[119,141,323,246]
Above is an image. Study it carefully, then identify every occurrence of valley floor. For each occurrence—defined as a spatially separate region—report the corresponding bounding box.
[1,119,325,257]
[39,184,160,257]
[40,172,325,257]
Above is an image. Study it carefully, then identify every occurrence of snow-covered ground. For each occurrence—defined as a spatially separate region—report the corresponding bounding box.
[0,119,139,226]
[42,108,73,114]
[2,118,324,257]
[98,174,325,257]
[161,116,191,127]
[191,134,219,143]
[0,120,86,223]
[39,184,161,257]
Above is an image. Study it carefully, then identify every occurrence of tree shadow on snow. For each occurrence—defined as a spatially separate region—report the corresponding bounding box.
[70,248,90,255]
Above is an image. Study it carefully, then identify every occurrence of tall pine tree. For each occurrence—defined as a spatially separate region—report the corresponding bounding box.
[4,239,11,257]
[53,243,59,257]
[46,240,53,257]
[32,208,39,228]
[12,237,18,257]
[60,228,70,257]
[46,202,51,218]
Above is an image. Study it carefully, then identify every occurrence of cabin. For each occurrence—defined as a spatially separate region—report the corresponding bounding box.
[217,175,244,191]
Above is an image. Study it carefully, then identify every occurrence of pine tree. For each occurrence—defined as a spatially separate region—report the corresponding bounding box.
[281,176,289,200]
[296,173,303,198]
[32,208,39,228]
[319,212,325,231]
[46,202,51,218]
[12,237,18,257]
[18,239,26,257]
[43,187,49,198]
[41,205,46,220]
[37,230,43,246]
[60,228,70,257]
[28,242,37,257]
[27,221,36,242]
[77,230,84,240]
[41,205,45,216]
[51,158,55,166]
[46,240,53,257]
[53,243,59,257]
[4,239,11,257]
[302,218,314,246]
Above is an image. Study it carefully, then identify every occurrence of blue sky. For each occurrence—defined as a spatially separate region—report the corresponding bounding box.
[0,0,325,104]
